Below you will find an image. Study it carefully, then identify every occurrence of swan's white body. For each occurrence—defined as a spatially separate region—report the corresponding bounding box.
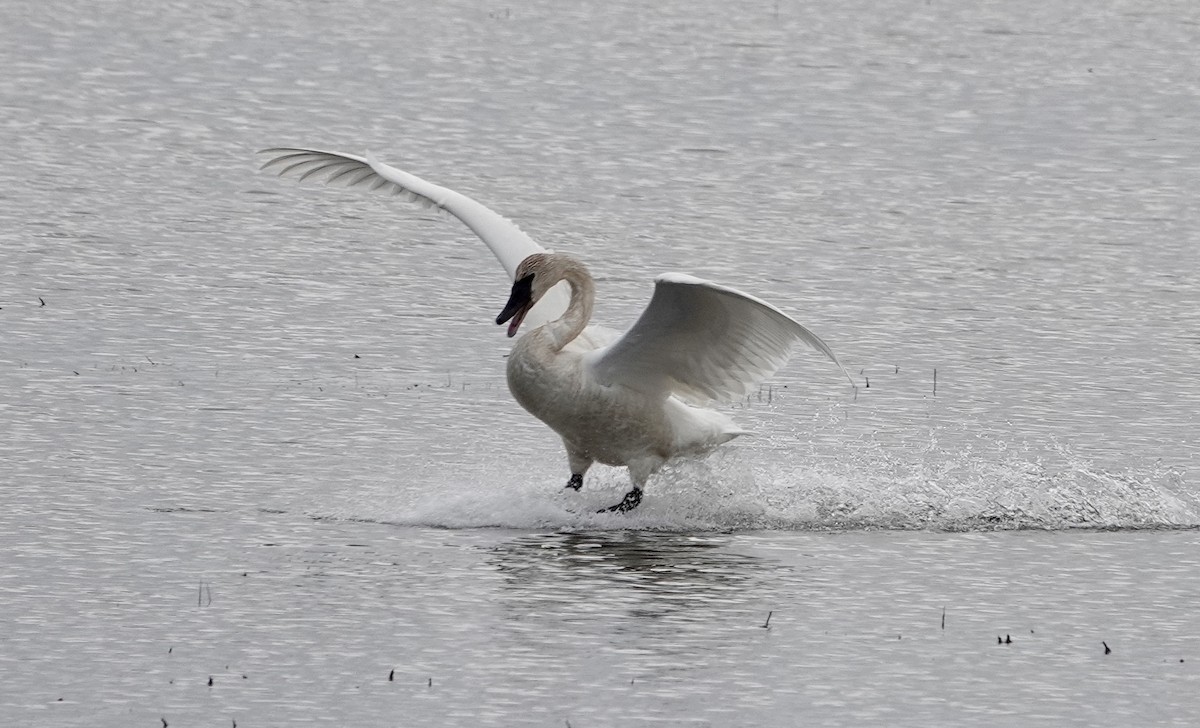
[260,148,854,511]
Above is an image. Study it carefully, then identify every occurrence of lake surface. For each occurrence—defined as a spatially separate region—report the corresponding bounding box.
[1,0,1198,725]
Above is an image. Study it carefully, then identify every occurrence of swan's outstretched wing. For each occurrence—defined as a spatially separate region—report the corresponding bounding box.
[258,147,568,326]
[586,273,855,404]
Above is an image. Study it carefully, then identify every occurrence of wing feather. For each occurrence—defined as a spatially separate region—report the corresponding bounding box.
[586,274,854,404]
[258,147,568,327]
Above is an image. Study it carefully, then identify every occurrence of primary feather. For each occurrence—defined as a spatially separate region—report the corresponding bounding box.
[259,147,568,327]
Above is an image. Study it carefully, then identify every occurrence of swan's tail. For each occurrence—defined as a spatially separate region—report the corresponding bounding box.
[666,398,748,455]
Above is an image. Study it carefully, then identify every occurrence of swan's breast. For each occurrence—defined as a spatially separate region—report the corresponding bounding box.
[505,332,673,465]
[506,333,595,426]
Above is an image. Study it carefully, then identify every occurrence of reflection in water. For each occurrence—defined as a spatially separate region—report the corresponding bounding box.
[488,531,795,659]
[493,531,769,594]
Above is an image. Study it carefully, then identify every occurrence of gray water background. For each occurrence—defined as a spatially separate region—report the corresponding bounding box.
[2,0,1199,725]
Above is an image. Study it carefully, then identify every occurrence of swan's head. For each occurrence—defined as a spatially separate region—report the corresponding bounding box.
[496,253,558,338]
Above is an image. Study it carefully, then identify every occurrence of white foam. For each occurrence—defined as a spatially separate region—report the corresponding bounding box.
[317,441,1199,532]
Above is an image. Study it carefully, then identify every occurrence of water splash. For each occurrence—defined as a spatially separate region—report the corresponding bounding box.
[326,440,1197,532]
[741,444,1198,532]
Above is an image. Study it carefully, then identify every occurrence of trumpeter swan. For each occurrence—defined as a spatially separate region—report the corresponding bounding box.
[260,148,854,512]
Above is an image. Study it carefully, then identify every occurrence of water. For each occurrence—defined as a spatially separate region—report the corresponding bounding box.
[2,0,1198,725]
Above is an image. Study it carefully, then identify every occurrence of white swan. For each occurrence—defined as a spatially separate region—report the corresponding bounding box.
[259,148,855,512]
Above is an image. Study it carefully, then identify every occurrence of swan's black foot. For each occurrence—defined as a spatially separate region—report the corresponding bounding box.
[599,488,642,514]
[565,473,583,491]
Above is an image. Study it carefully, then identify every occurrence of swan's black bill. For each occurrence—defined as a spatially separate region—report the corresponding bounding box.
[497,273,535,338]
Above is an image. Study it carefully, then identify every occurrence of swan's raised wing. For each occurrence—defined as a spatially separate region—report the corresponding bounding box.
[258,147,568,327]
[586,273,855,404]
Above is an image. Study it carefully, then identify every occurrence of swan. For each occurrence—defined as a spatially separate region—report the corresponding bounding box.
[259,148,855,512]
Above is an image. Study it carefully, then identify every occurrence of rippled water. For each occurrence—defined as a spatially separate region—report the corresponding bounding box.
[2,0,1198,725]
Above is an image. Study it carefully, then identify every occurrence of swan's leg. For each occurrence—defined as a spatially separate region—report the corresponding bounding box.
[601,487,642,513]
[599,457,659,513]
[564,443,593,491]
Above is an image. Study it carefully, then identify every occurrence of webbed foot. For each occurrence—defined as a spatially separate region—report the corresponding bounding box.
[565,473,583,491]
[599,487,642,514]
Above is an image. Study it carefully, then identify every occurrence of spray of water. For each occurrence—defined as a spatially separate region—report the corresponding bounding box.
[326,437,1197,532]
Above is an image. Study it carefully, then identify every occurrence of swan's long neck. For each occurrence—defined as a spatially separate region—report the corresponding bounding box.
[544,259,594,351]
